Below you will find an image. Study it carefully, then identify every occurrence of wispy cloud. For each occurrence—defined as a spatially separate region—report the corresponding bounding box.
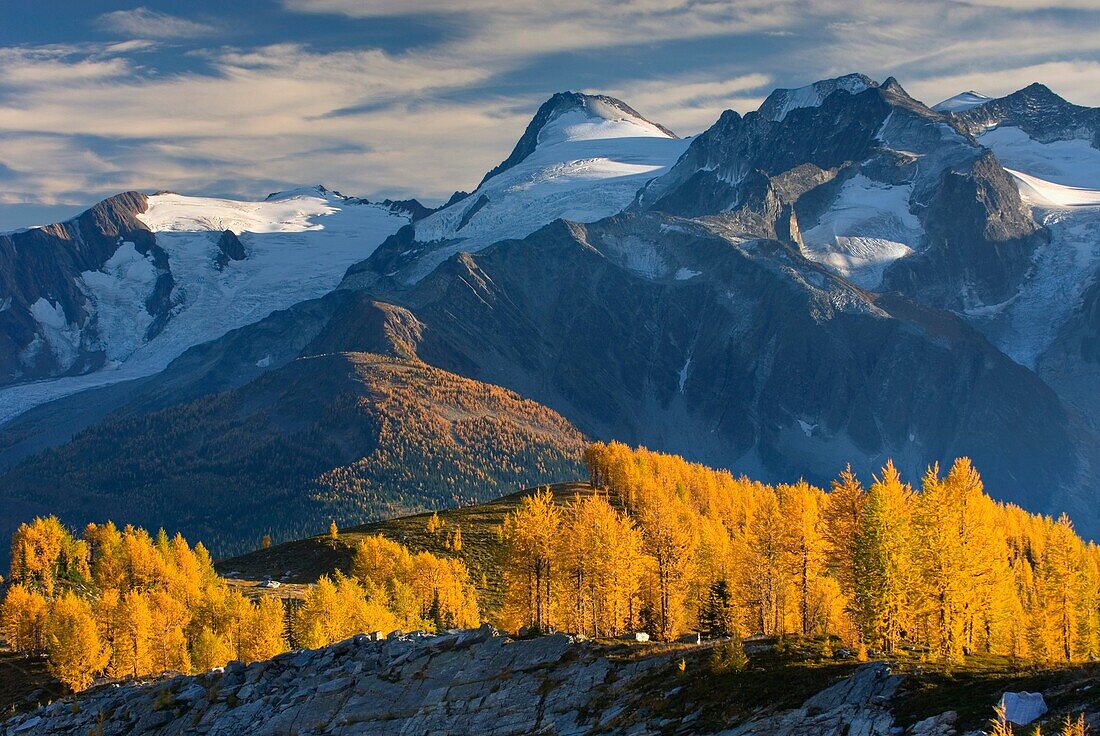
[94,7,216,40]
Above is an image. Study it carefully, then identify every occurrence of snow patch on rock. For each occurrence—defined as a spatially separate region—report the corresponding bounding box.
[26,298,81,372]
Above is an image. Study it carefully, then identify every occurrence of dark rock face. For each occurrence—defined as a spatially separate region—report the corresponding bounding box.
[214,229,247,269]
[1039,280,1100,432]
[882,151,1045,307]
[344,216,1078,521]
[0,192,176,386]
[948,83,1100,148]
[456,193,490,231]
[378,198,433,221]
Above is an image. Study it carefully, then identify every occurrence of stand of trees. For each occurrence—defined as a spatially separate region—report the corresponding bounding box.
[501,442,1100,663]
[1,520,479,692]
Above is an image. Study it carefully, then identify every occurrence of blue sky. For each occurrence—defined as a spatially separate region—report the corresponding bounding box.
[1,0,1099,229]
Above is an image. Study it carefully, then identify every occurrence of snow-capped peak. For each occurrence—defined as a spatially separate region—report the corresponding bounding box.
[532,92,677,147]
[476,92,677,189]
[264,184,333,201]
[932,91,991,113]
[758,73,877,121]
[400,93,687,281]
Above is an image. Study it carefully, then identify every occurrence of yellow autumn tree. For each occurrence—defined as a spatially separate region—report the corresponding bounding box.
[111,590,153,678]
[295,573,397,648]
[191,626,233,673]
[1,583,49,653]
[500,487,562,631]
[850,463,913,653]
[147,591,191,674]
[914,459,999,662]
[556,492,644,637]
[240,597,287,663]
[45,591,109,691]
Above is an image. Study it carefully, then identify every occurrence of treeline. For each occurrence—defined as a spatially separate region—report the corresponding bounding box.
[501,442,1100,663]
[1,518,479,691]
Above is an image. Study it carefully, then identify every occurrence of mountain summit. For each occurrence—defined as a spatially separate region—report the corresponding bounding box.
[363,91,687,283]
[479,91,678,187]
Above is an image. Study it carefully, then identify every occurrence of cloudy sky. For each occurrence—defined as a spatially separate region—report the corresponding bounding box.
[1,0,1099,229]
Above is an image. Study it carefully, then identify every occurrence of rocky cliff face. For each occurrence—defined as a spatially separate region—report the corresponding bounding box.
[0,629,1058,736]
[0,192,172,385]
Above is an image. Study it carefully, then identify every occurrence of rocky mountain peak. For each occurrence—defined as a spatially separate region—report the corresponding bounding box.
[946,82,1099,146]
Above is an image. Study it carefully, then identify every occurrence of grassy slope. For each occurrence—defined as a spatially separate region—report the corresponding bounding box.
[216,481,594,614]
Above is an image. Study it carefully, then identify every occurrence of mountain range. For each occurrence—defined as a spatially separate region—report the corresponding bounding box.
[2,72,1099,554]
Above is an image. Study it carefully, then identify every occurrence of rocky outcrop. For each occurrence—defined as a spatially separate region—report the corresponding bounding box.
[719,662,901,735]
[0,631,970,736]
[214,229,247,269]
[0,191,175,386]
[1,629,653,736]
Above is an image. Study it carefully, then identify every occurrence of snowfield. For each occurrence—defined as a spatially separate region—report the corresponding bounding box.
[0,189,407,425]
[1007,169,1100,208]
[800,175,921,289]
[980,127,1100,191]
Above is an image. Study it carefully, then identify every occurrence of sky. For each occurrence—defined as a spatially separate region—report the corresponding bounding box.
[1,0,1099,230]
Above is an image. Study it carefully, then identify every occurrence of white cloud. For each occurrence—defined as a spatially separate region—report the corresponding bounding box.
[94,7,216,39]
[285,0,799,60]
[0,46,134,87]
